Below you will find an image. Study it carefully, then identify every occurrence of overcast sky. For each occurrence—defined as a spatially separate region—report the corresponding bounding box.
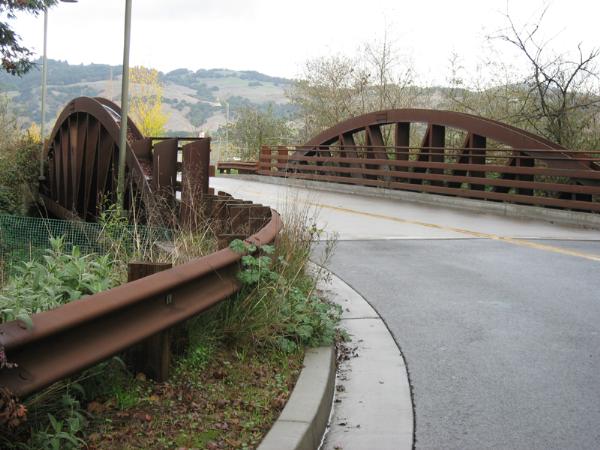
[8,0,600,85]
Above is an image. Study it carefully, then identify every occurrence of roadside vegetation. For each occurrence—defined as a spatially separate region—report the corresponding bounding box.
[0,98,40,217]
[0,192,340,449]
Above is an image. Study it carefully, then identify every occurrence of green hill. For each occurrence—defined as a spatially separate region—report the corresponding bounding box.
[0,59,297,135]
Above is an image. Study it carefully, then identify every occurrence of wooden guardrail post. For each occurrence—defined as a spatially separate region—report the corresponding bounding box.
[126,262,173,382]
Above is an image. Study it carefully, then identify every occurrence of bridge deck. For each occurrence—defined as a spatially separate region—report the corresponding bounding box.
[211,176,600,450]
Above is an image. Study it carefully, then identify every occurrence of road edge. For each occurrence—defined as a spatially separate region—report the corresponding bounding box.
[257,346,336,450]
[313,262,414,450]
[220,174,600,230]
[257,261,414,450]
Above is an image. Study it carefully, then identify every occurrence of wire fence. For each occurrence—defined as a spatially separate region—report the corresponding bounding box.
[0,214,172,281]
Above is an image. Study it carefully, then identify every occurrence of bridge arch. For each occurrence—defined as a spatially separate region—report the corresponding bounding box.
[258,109,600,212]
[40,97,151,220]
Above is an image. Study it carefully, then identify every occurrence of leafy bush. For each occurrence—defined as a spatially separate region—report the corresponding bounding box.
[227,239,341,352]
[0,98,39,215]
[0,237,119,325]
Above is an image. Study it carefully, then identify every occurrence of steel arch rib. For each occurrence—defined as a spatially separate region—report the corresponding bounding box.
[41,97,151,219]
[302,109,594,172]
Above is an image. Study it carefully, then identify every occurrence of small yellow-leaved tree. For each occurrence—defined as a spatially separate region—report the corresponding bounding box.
[129,66,169,136]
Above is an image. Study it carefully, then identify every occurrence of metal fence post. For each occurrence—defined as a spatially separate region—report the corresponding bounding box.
[127,262,173,382]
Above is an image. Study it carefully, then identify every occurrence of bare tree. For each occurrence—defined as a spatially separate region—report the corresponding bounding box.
[493,6,600,148]
[363,30,417,112]
[288,33,423,140]
[287,54,359,140]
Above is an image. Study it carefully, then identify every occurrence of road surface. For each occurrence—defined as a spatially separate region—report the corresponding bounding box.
[212,176,600,450]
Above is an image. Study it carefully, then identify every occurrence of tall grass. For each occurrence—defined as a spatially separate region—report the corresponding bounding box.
[186,191,339,352]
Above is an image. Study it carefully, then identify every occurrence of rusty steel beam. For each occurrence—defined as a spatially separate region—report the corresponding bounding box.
[152,138,178,196]
[180,139,211,227]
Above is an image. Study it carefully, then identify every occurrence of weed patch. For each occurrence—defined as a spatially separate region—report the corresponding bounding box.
[83,345,303,450]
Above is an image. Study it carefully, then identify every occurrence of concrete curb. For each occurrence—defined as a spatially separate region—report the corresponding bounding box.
[220,174,600,230]
[258,346,336,450]
[314,263,414,450]
[257,263,414,450]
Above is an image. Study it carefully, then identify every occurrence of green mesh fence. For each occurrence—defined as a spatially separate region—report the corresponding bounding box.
[0,214,172,279]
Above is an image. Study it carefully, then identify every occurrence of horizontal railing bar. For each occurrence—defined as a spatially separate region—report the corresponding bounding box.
[147,136,206,141]
[263,148,600,163]
[265,153,600,163]
[284,144,600,154]
[262,163,600,195]
[258,155,600,180]
[258,170,600,212]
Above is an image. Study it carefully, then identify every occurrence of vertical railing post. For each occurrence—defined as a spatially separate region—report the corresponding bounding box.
[277,146,288,173]
[259,145,271,173]
[469,134,487,191]
[394,123,410,182]
[180,138,210,228]
[126,262,173,382]
[517,153,535,196]
[429,125,445,186]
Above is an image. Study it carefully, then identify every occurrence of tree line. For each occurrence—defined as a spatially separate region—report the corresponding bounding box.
[222,6,599,159]
[0,1,598,159]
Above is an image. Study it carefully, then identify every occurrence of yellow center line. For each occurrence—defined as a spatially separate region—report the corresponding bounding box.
[213,182,600,262]
[308,201,600,262]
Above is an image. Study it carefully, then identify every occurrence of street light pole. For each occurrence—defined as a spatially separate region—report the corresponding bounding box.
[116,0,132,214]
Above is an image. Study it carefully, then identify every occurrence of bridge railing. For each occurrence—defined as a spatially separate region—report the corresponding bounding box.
[258,145,600,213]
[215,161,258,174]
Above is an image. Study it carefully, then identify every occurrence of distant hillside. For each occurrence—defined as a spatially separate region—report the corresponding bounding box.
[0,59,298,135]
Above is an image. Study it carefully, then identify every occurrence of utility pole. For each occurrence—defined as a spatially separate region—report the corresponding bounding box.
[225,100,229,159]
[38,9,49,181]
[116,0,132,214]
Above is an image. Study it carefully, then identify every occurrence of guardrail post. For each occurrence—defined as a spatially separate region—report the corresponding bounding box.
[126,262,173,382]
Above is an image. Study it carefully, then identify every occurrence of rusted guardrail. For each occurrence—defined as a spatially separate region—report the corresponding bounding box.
[258,145,600,213]
[216,161,258,174]
[0,194,281,398]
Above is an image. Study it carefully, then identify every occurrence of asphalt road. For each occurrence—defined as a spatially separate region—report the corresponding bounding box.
[211,177,600,449]
[315,239,600,449]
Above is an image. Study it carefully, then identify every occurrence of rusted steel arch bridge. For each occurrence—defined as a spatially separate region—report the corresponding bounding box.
[259,109,600,213]
[39,96,214,224]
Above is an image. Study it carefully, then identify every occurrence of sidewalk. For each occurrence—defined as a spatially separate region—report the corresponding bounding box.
[316,265,413,450]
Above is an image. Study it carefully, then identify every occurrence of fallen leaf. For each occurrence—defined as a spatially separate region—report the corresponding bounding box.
[87,401,104,414]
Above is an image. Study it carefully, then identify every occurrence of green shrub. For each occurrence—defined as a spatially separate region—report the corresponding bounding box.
[0,99,39,215]
[227,239,341,352]
[0,236,119,325]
